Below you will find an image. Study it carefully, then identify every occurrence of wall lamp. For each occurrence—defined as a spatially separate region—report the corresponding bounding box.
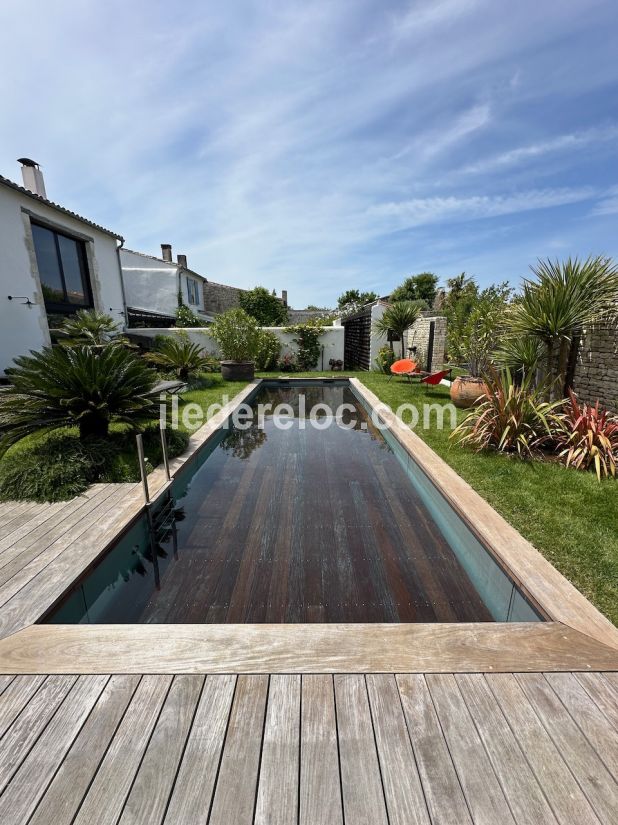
[7,295,34,306]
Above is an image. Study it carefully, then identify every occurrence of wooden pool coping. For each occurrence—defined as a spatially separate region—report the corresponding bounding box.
[0,375,616,677]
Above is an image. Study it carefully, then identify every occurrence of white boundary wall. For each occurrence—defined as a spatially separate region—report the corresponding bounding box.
[128,325,345,371]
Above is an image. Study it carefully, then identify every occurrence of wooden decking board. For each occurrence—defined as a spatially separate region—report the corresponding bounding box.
[515,673,618,824]
[0,675,46,738]
[0,484,114,582]
[118,675,205,825]
[0,483,139,638]
[365,674,431,825]
[0,670,612,825]
[544,672,618,769]
[254,674,301,825]
[455,673,559,825]
[486,673,603,824]
[425,673,516,825]
[575,672,618,731]
[27,674,141,825]
[396,674,473,824]
[208,674,269,825]
[0,675,77,795]
[299,675,343,825]
[72,675,173,825]
[1,622,617,674]
[163,675,236,824]
[0,675,109,824]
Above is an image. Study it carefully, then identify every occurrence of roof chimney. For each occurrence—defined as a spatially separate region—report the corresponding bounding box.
[281,289,288,307]
[161,243,172,262]
[177,253,188,269]
[17,158,47,198]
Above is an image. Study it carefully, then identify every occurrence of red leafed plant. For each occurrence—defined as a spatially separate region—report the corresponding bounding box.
[554,390,618,480]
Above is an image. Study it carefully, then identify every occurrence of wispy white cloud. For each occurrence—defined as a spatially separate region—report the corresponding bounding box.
[368,188,596,230]
[460,125,618,175]
[591,186,618,216]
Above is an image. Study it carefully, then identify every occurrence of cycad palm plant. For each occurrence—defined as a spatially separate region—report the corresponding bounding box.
[146,335,210,380]
[57,309,125,348]
[507,257,618,399]
[0,345,158,451]
[373,301,421,359]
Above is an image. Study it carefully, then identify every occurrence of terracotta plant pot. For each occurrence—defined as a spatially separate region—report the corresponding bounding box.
[450,376,488,408]
[220,361,255,382]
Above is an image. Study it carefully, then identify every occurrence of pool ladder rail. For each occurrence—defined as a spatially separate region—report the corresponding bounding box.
[136,427,178,589]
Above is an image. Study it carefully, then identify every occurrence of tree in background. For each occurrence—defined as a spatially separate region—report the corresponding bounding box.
[390,273,438,306]
[239,286,288,326]
[337,289,380,310]
[441,273,480,362]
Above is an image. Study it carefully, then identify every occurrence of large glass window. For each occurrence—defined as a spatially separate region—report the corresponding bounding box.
[31,222,93,313]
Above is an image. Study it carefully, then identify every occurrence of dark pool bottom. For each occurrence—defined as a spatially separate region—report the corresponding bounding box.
[47,382,542,624]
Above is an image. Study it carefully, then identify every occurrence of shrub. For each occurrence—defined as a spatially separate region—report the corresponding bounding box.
[278,353,299,372]
[175,304,202,328]
[255,329,281,371]
[208,308,261,362]
[0,345,158,451]
[552,391,618,480]
[285,321,326,370]
[146,333,210,380]
[0,427,190,502]
[375,345,396,374]
[239,286,288,326]
[451,368,562,458]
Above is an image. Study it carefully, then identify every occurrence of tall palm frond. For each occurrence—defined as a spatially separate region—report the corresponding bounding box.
[373,301,421,358]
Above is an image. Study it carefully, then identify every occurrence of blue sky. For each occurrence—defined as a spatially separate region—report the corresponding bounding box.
[1,0,617,308]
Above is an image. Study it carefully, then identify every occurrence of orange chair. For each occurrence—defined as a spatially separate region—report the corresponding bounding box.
[420,368,452,386]
[389,358,419,382]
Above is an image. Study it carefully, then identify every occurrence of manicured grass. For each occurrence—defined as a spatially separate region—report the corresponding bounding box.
[258,370,618,625]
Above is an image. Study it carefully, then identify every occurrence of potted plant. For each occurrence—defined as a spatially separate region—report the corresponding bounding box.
[449,287,509,408]
[208,308,261,381]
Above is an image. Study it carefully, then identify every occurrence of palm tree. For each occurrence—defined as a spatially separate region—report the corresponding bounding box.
[146,335,210,380]
[508,257,618,399]
[0,346,158,451]
[57,309,124,348]
[373,301,421,359]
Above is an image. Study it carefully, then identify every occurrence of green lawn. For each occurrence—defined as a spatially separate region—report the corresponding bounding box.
[257,370,618,625]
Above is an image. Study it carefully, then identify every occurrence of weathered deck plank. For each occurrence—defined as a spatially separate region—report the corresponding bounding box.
[2,622,617,674]
[254,674,300,825]
[335,674,389,825]
[0,669,613,825]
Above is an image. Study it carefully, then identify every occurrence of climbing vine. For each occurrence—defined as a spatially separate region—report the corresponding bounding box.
[285,321,326,370]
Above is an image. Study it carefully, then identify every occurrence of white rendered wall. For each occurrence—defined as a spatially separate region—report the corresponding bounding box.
[0,184,125,375]
[129,325,345,371]
[120,249,206,318]
[369,302,388,369]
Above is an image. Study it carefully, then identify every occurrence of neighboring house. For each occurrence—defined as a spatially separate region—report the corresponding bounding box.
[0,159,126,377]
[120,245,213,327]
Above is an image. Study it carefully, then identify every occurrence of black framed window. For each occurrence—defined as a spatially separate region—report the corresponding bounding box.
[31,222,93,314]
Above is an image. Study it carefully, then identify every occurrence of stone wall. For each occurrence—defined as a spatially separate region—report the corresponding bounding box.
[406,315,447,371]
[286,308,328,324]
[202,281,247,315]
[573,321,618,410]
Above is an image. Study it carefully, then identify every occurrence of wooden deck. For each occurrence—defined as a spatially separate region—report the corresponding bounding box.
[0,380,617,822]
[0,670,617,825]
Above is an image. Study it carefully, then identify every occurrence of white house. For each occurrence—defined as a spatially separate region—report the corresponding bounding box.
[0,159,126,376]
[120,245,212,326]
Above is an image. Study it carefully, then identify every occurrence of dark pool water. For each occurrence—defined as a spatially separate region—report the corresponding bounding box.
[46,382,542,624]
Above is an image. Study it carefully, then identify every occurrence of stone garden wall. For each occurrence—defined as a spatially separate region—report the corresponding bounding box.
[573,321,618,411]
[406,315,447,372]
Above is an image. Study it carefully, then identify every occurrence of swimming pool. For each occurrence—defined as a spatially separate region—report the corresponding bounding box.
[45,380,542,624]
